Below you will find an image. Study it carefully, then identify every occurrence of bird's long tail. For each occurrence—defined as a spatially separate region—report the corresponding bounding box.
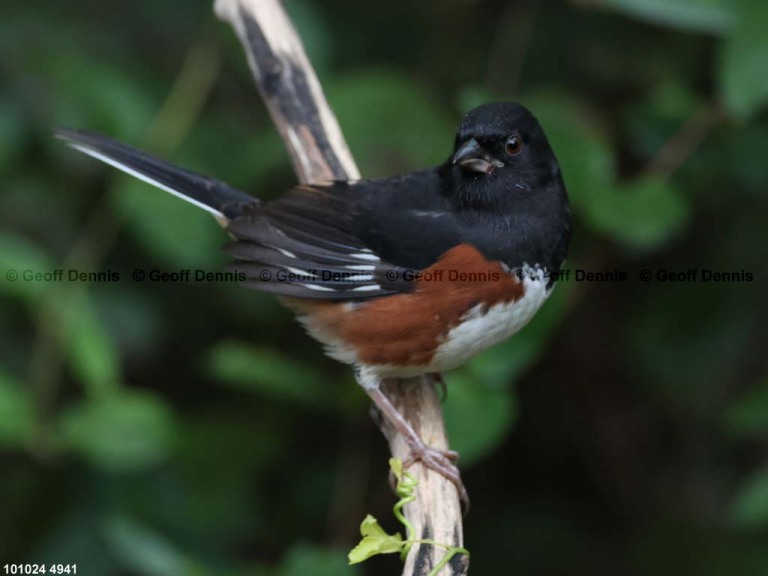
[55,129,257,220]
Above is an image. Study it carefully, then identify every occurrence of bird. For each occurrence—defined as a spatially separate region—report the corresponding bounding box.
[56,102,572,504]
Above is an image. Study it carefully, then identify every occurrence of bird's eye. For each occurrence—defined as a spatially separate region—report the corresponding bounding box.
[505,134,523,156]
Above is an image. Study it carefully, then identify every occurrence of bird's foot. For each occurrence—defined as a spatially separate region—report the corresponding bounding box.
[359,371,469,511]
[401,437,469,510]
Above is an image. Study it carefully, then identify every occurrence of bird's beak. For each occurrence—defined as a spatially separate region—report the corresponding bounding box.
[452,138,500,174]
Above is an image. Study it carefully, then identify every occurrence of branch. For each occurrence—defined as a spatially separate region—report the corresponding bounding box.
[643,101,724,180]
[213,1,467,574]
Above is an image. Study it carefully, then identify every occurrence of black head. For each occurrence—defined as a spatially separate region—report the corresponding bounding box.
[443,102,565,212]
[441,102,571,278]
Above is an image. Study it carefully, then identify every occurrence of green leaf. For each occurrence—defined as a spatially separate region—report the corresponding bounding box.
[624,80,701,160]
[49,55,156,142]
[0,233,122,395]
[646,79,703,120]
[103,515,190,576]
[521,93,615,227]
[0,232,54,303]
[602,0,735,34]
[59,390,177,472]
[111,177,226,270]
[731,468,768,529]
[443,376,516,467]
[0,369,33,447]
[329,71,454,177]
[586,176,690,249]
[62,292,122,397]
[719,2,768,119]
[389,457,404,485]
[206,340,332,408]
[724,380,768,437]
[531,94,690,249]
[348,515,404,565]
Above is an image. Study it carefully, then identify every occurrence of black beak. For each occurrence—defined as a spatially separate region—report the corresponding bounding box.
[452,138,501,174]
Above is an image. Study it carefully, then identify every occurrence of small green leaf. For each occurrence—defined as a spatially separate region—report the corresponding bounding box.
[521,93,615,228]
[586,176,690,249]
[348,515,404,564]
[111,177,225,270]
[329,72,454,177]
[59,390,177,472]
[602,0,735,34]
[0,369,33,447]
[389,458,404,484]
[50,55,156,142]
[0,233,122,396]
[62,292,122,397]
[443,377,516,467]
[624,79,701,160]
[103,515,189,576]
[468,91,690,250]
[359,515,398,541]
[719,2,768,119]
[206,340,332,408]
[0,232,54,302]
[731,468,768,530]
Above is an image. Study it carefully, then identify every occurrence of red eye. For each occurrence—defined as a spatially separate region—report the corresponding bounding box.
[505,134,523,156]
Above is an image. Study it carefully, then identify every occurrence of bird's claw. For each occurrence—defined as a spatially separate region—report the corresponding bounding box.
[399,440,469,512]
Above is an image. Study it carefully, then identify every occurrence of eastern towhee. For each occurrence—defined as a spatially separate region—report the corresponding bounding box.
[57,102,572,503]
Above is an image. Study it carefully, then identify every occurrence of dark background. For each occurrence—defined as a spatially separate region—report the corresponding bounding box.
[2,0,768,574]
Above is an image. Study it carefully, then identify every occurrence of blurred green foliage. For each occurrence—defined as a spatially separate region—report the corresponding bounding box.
[1,0,767,574]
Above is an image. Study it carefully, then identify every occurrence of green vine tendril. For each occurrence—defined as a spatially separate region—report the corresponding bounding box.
[348,458,469,576]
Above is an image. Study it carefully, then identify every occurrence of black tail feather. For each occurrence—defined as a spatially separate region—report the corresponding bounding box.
[55,129,258,220]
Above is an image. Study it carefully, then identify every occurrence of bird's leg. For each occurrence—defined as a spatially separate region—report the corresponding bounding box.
[356,368,468,506]
[367,386,467,505]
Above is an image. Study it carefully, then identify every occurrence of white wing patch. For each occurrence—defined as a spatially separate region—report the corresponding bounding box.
[349,252,380,262]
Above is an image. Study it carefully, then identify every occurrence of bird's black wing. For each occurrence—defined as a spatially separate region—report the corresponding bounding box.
[56,129,464,300]
[224,182,429,300]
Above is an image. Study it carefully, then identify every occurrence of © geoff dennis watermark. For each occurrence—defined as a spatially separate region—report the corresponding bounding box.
[3,268,246,284]
[1,266,756,285]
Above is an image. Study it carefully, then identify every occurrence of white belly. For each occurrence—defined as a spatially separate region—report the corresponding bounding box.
[375,271,552,378]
